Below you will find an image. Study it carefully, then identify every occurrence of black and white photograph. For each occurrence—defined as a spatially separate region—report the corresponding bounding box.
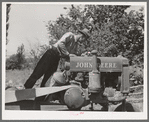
[2,2,147,120]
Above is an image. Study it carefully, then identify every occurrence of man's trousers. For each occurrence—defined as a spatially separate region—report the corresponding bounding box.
[24,46,60,89]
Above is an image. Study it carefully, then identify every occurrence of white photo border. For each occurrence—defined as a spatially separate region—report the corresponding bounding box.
[2,2,148,120]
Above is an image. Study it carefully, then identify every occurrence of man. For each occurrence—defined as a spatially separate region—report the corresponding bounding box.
[24,28,90,89]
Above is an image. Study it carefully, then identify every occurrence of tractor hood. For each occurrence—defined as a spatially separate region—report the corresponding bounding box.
[70,57,129,72]
[99,57,128,72]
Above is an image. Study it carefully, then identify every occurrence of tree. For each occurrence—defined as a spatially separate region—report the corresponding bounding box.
[29,44,49,69]
[27,38,49,69]
[123,8,144,66]
[6,54,18,70]
[46,5,129,54]
[16,44,26,69]
[6,44,26,70]
[46,5,144,65]
[29,42,41,68]
[6,4,11,45]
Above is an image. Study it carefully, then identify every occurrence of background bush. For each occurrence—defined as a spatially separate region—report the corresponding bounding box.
[6,44,28,70]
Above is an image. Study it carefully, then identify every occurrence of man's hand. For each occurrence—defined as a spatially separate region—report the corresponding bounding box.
[81,52,91,57]
[69,54,77,57]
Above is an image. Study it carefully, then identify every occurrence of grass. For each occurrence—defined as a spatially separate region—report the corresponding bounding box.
[6,69,43,88]
[131,102,143,112]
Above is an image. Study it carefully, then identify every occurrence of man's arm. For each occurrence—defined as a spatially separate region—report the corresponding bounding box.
[57,32,74,58]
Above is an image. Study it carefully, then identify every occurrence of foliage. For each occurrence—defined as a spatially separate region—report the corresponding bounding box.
[46,5,144,63]
[6,44,27,70]
[129,65,143,86]
[6,54,18,70]
[6,69,37,88]
[29,43,49,69]
[46,5,144,85]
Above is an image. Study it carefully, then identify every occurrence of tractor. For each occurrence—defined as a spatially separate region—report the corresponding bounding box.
[5,50,138,111]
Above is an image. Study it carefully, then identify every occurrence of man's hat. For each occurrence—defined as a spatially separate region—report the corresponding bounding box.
[78,28,90,38]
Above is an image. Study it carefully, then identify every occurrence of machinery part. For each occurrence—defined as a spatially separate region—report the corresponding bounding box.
[5,87,18,91]
[69,80,81,86]
[49,71,67,87]
[108,96,126,103]
[114,101,141,112]
[64,87,85,110]
[103,87,115,97]
[88,71,101,93]
[45,91,65,104]
[75,72,84,82]
[91,50,98,56]
[103,88,126,103]
[116,76,121,91]
[121,58,130,94]
[88,50,101,93]
[64,61,70,70]
[5,85,76,103]
[91,50,98,72]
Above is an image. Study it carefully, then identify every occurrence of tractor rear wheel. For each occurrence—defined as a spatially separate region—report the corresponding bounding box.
[114,102,141,112]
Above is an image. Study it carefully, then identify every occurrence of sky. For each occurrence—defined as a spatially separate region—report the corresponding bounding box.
[6,4,71,57]
[5,3,144,57]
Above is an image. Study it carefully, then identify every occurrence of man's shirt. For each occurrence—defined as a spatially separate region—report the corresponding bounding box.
[54,32,78,57]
